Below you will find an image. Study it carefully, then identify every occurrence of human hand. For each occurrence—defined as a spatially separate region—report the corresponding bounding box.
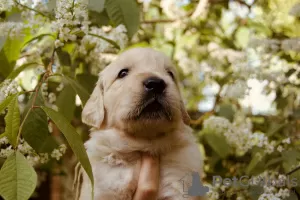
[133,153,160,200]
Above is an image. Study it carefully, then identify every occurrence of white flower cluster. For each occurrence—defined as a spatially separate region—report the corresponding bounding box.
[0,22,27,38]
[206,183,220,200]
[0,79,19,104]
[52,0,90,47]
[0,0,15,12]
[0,137,67,166]
[78,24,128,69]
[203,115,289,156]
[0,137,14,158]
[208,42,245,64]
[40,82,59,111]
[250,38,300,53]
[41,82,49,99]
[250,172,291,200]
[222,79,249,99]
[19,1,50,33]
[160,0,189,18]
[51,144,67,160]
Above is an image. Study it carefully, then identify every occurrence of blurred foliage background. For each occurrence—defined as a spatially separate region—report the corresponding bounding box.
[0,0,300,199]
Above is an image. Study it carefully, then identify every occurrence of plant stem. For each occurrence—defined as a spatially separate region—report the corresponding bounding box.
[16,49,56,148]
[14,0,50,18]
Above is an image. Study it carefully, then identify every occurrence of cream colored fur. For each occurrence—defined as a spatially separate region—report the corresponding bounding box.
[79,48,204,200]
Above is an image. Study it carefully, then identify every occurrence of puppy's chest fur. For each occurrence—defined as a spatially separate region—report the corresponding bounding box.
[80,127,202,200]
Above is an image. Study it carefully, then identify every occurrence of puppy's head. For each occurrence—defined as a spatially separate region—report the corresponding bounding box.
[82,48,190,138]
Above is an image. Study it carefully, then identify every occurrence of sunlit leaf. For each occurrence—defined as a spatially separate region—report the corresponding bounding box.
[105,0,140,38]
[6,62,39,80]
[0,94,18,114]
[22,34,55,50]
[4,96,20,148]
[0,152,37,200]
[0,36,6,51]
[0,37,23,77]
[41,106,94,195]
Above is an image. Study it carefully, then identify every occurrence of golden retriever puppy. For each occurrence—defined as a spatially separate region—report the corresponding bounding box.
[79,48,204,200]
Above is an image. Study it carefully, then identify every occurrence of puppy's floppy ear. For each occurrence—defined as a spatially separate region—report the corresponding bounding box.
[180,100,190,125]
[82,78,104,128]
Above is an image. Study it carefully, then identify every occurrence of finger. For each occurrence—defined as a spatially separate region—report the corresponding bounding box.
[133,153,160,200]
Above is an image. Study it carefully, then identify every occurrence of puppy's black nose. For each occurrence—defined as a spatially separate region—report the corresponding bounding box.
[143,77,166,94]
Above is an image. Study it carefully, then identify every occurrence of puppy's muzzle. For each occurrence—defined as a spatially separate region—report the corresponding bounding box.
[143,76,166,95]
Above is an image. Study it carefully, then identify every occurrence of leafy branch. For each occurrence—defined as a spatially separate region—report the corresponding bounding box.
[88,33,121,50]
[14,0,51,18]
[16,49,55,148]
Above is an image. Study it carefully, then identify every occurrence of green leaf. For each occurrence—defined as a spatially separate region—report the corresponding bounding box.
[6,62,39,80]
[0,37,23,77]
[0,152,37,200]
[0,94,18,114]
[4,96,20,148]
[64,76,90,106]
[204,132,231,158]
[56,82,76,121]
[88,0,105,13]
[89,10,110,27]
[234,26,250,49]
[105,0,140,38]
[0,133,6,139]
[265,157,283,168]
[41,106,94,194]
[22,91,57,153]
[0,50,11,77]
[0,36,6,51]
[282,150,300,187]
[22,34,54,50]
[56,47,71,66]
[246,152,265,175]
[88,33,120,50]
[22,109,58,153]
[216,103,235,122]
[266,122,286,136]
[76,74,98,94]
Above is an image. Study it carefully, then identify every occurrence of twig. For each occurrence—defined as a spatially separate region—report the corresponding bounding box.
[88,33,121,50]
[16,48,56,148]
[286,165,300,176]
[141,19,177,24]
[190,85,223,125]
[16,107,33,147]
[190,110,214,125]
[14,0,50,18]
[191,0,209,20]
[31,73,48,109]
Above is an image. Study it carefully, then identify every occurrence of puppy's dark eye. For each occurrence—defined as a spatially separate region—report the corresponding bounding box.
[167,71,175,80]
[118,69,129,79]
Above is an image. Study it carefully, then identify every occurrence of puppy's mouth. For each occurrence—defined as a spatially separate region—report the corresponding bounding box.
[128,96,172,121]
